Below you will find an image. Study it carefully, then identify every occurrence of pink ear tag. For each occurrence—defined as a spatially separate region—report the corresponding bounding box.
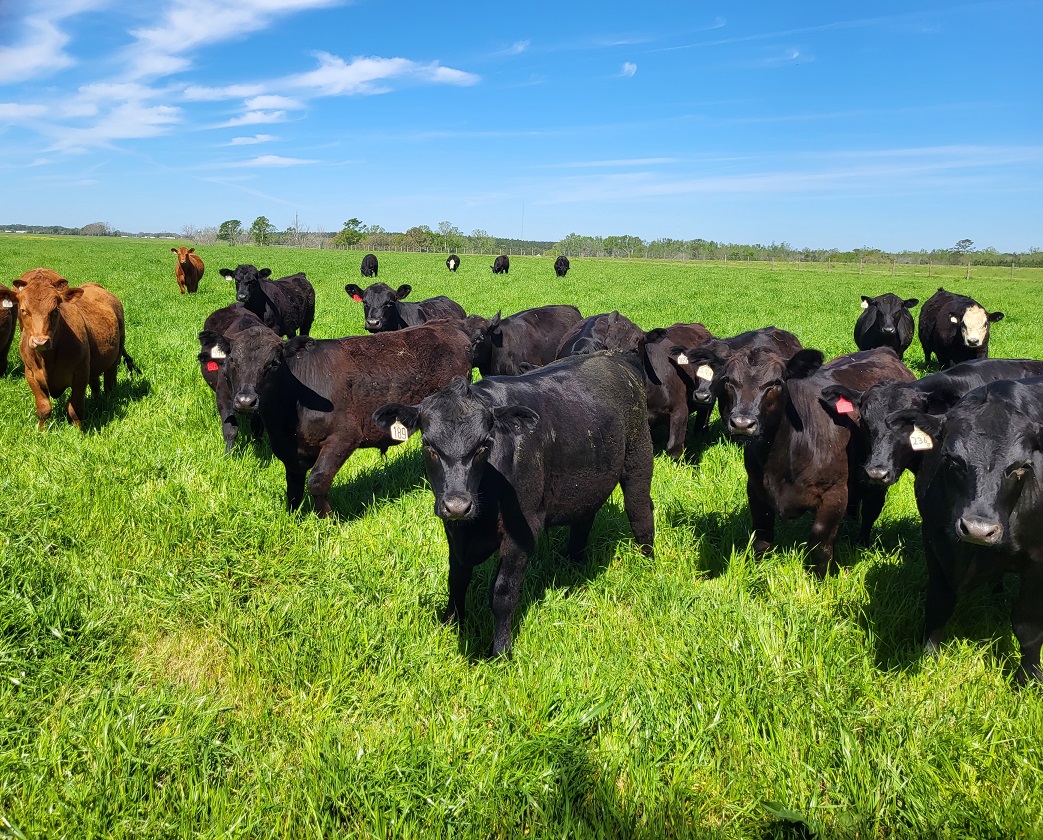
[206,360,219,372]
[351,294,363,302]
[835,397,855,415]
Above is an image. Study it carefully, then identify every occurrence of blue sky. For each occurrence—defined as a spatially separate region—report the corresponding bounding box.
[0,0,1040,251]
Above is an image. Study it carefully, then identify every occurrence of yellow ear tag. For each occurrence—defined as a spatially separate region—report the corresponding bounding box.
[909,426,934,451]
[696,364,714,382]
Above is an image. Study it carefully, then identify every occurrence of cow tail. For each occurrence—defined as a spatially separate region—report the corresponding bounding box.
[122,349,142,376]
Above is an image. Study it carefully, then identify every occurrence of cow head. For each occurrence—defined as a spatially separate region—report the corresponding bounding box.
[171,246,196,264]
[0,285,17,323]
[219,265,271,305]
[446,255,459,271]
[13,272,79,352]
[860,293,918,337]
[953,304,1004,348]
[894,384,1043,548]
[374,377,539,521]
[344,282,411,332]
[461,312,501,370]
[221,325,286,414]
[669,337,729,408]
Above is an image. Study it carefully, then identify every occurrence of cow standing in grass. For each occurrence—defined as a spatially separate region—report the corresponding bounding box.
[918,287,1004,368]
[361,253,379,277]
[345,282,466,333]
[491,255,509,275]
[854,293,917,359]
[554,256,570,277]
[463,305,583,376]
[171,246,204,294]
[446,254,460,272]
[219,264,315,339]
[0,284,17,375]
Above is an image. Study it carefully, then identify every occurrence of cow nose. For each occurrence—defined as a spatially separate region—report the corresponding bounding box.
[881,325,896,334]
[966,337,981,347]
[865,466,894,485]
[29,335,50,349]
[440,495,473,520]
[728,414,758,436]
[365,319,380,330]
[956,516,1002,545]
[234,393,258,412]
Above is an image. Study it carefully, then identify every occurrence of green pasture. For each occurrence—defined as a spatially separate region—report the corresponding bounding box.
[1,235,1042,838]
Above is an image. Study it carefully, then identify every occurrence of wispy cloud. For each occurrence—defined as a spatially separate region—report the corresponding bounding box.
[496,40,531,57]
[0,103,49,120]
[538,157,677,169]
[226,134,277,145]
[0,15,74,84]
[220,110,288,127]
[225,154,317,167]
[50,103,182,150]
[621,62,637,77]
[284,52,479,96]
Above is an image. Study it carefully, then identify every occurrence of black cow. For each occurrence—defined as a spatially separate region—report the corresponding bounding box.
[216,321,473,517]
[554,311,645,359]
[642,322,714,459]
[344,282,466,333]
[360,253,379,277]
[463,305,582,376]
[669,327,803,433]
[897,378,1043,683]
[918,287,1004,368]
[491,255,509,275]
[446,254,460,272]
[0,284,17,375]
[854,293,918,359]
[218,264,315,339]
[197,304,268,451]
[554,255,570,277]
[822,358,1043,488]
[373,351,655,656]
[739,347,915,577]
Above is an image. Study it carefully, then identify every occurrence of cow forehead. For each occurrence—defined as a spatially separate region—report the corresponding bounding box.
[947,401,1035,465]
[961,305,988,331]
[363,284,395,306]
[421,395,494,451]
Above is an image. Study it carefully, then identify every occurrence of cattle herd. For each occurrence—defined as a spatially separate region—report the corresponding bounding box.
[2,251,1042,682]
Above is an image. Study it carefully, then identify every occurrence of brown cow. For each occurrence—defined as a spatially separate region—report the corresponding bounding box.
[14,268,138,429]
[171,246,204,294]
[0,283,17,375]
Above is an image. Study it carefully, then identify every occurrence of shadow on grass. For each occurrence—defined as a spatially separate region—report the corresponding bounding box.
[82,373,151,431]
[649,413,721,465]
[326,448,427,521]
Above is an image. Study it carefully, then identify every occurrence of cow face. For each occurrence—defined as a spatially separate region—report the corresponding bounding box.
[954,305,1004,348]
[218,265,270,305]
[345,282,412,332]
[223,325,286,414]
[13,275,77,352]
[670,338,728,407]
[374,378,538,521]
[717,347,823,441]
[462,313,500,370]
[861,294,918,337]
[171,246,196,265]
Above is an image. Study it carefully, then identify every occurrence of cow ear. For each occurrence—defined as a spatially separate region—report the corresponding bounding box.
[219,268,235,279]
[820,384,863,422]
[785,349,825,380]
[258,268,272,279]
[904,298,919,309]
[493,405,539,435]
[345,284,364,301]
[395,284,413,300]
[643,327,669,345]
[373,403,421,438]
[860,296,871,309]
[489,311,502,329]
[63,287,84,301]
[923,385,963,413]
[171,247,178,254]
[988,311,1004,323]
[888,408,944,439]
[187,247,195,254]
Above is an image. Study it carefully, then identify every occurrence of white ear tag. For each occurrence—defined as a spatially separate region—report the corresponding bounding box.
[390,421,409,442]
[696,364,714,382]
[675,352,689,365]
[950,315,959,323]
[909,426,934,451]
[860,300,869,309]
[1,299,13,309]
[210,346,227,359]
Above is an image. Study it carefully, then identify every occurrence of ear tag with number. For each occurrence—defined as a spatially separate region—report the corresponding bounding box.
[390,421,409,442]
[210,346,226,359]
[351,294,363,302]
[835,397,855,415]
[696,364,714,382]
[1,299,13,309]
[909,426,934,451]
[675,353,689,365]
[860,299,869,309]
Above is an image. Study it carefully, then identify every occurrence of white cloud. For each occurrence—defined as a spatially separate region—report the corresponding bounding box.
[183,84,268,101]
[244,95,304,110]
[51,103,182,150]
[221,110,288,126]
[227,134,277,145]
[285,52,479,96]
[621,62,637,77]
[0,103,49,120]
[0,18,73,84]
[226,154,316,167]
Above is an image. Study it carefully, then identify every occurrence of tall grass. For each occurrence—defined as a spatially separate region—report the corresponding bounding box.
[1,236,1041,838]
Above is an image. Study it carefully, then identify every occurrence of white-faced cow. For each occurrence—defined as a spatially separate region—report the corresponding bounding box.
[373,351,655,657]
[491,255,509,275]
[463,305,582,376]
[361,253,379,277]
[217,320,473,517]
[554,255,570,277]
[0,283,17,375]
[918,287,1004,368]
[446,254,460,272]
[344,282,466,333]
[854,293,918,359]
[897,377,1043,683]
[219,264,315,339]
[171,246,204,294]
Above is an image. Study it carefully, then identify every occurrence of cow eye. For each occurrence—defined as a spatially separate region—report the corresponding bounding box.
[423,446,440,463]
[765,380,783,392]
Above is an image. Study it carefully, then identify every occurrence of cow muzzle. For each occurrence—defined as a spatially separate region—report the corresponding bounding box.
[864,466,895,486]
[956,516,1002,546]
[727,414,759,437]
[28,335,51,350]
[233,393,259,412]
[439,494,474,520]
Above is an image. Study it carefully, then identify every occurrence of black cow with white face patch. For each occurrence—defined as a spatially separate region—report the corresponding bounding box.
[374,351,655,657]
[822,358,1043,488]
[554,255,570,277]
[918,287,1004,368]
[854,293,918,359]
[669,327,803,439]
[446,254,460,272]
[217,321,473,517]
[642,322,714,459]
[463,304,582,376]
[898,377,1043,683]
[360,253,379,277]
[344,282,466,333]
[491,255,509,275]
[218,264,315,339]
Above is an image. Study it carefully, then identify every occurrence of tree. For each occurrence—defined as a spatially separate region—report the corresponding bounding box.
[403,225,436,252]
[469,228,495,254]
[249,216,276,246]
[218,219,243,245]
[81,221,111,236]
[331,218,365,249]
[437,221,464,254]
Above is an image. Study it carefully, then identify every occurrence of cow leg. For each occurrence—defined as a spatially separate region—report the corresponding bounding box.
[620,449,655,557]
[285,469,307,512]
[443,523,498,628]
[1011,566,1043,684]
[488,540,533,657]
[921,531,957,658]
[665,408,688,460]
[566,514,597,563]
[856,484,887,546]
[807,488,847,578]
[103,361,118,393]
[748,477,775,555]
[24,369,53,429]
[306,441,357,517]
[66,377,88,430]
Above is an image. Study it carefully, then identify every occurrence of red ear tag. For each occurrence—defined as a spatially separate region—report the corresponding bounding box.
[835,397,855,415]
[351,294,363,302]
[206,360,219,372]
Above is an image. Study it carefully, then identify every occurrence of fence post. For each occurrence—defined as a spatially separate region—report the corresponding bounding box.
[892,259,895,277]
[859,257,863,275]
[928,259,932,278]
[1011,261,1015,279]
[966,262,971,280]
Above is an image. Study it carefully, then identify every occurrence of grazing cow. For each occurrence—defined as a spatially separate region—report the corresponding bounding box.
[737,347,915,577]
[918,287,1004,368]
[171,246,204,294]
[13,268,138,430]
[344,282,466,333]
[216,320,472,516]
[554,255,570,277]
[0,284,17,375]
[373,351,655,657]
[854,293,918,359]
[897,378,1043,683]
[668,327,803,432]
[821,358,1043,488]
[219,264,315,339]
[197,304,268,451]
[642,322,714,459]
[360,253,379,277]
[554,311,645,359]
[446,254,460,272]
[463,304,582,376]
[491,255,510,275]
